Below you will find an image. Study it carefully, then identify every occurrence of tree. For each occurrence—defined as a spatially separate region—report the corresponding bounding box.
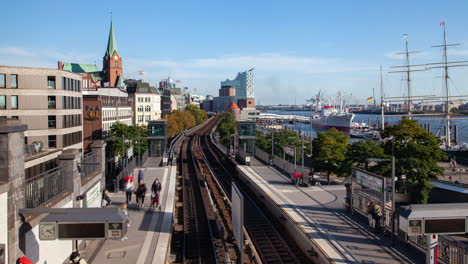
[344,140,386,171]
[186,104,207,125]
[381,117,446,203]
[218,112,236,147]
[106,123,148,157]
[312,128,349,181]
[164,114,181,137]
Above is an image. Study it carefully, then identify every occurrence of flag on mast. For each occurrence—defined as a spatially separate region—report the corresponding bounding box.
[402,34,408,38]
[440,21,445,26]
[366,97,373,102]
[138,71,145,75]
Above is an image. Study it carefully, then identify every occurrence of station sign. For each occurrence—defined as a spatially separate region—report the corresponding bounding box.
[283,146,295,157]
[354,169,383,192]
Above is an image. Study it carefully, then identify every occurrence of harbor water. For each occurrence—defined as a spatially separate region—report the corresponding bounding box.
[264,110,468,145]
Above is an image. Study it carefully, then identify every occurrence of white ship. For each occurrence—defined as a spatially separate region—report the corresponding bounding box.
[311,106,355,132]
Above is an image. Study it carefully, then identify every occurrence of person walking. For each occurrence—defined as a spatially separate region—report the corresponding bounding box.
[101,189,112,207]
[138,169,145,184]
[135,180,147,208]
[121,203,129,240]
[68,251,87,264]
[151,178,162,210]
[125,179,134,205]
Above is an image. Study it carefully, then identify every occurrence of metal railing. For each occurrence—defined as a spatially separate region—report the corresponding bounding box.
[80,152,100,179]
[25,167,64,208]
[407,234,468,264]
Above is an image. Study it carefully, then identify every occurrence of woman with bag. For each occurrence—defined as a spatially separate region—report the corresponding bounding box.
[125,179,134,205]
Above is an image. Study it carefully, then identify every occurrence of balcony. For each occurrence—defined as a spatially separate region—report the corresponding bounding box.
[24,167,65,208]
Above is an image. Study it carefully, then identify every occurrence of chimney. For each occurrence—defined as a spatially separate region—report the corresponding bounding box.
[58,61,63,70]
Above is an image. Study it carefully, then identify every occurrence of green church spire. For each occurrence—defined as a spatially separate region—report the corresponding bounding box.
[105,20,118,57]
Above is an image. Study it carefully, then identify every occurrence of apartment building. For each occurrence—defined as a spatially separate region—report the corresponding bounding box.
[0,66,83,178]
[126,80,162,125]
[82,87,132,150]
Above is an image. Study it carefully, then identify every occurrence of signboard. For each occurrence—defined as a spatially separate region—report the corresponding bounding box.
[83,182,101,208]
[231,182,244,264]
[107,222,124,238]
[408,219,422,236]
[283,146,295,157]
[355,170,383,192]
[58,223,106,239]
[127,146,133,157]
[425,219,466,234]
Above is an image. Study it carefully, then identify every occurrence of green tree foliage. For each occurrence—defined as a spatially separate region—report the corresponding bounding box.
[381,118,446,203]
[256,129,312,163]
[107,123,148,157]
[186,104,207,125]
[218,112,236,147]
[312,128,349,180]
[344,140,386,171]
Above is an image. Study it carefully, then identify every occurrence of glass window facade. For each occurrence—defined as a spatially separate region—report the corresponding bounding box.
[11,95,18,109]
[238,122,256,137]
[0,74,5,88]
[10,74,17,88]
[148,122,166,137]
[0,96,5,109]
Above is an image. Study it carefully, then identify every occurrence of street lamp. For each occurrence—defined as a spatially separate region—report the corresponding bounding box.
[367,157,396,243]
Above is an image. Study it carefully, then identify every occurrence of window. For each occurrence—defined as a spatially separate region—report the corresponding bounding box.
[138,106,143,112]
[48,116,56,128]
[145,115,150,122]
[48,96,56,109]
[138,97,143,102]
[145,105,151,112]
[0,74,5,88]
[11,95,18,109]
[138,115,143,122]
[48,135,56,148]
[0,96,5,109]
[47,76,56,89]
[11,116,18,119]
[10,74,17,88]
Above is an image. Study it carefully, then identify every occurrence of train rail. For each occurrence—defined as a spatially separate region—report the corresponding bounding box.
[200,120,313,264]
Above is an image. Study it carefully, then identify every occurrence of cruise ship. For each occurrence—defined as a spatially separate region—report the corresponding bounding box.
[311,106,355,132]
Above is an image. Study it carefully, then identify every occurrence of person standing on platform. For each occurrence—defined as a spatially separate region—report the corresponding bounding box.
[372,202,383,233]
[125,179,134,204]
[68,251,87,264]
[136,180,147,207]
[366,200,375,231]
[151,178,162,209]
[101,189,112,207]
[138,169,145,184]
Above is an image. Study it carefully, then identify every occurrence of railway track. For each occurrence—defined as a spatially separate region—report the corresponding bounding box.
[171,116,312,263]
[199,120,313,264]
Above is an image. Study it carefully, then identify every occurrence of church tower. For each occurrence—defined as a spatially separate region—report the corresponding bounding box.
[102,20,123,87]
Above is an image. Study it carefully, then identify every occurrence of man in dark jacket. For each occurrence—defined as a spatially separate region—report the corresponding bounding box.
[151,178,162,209]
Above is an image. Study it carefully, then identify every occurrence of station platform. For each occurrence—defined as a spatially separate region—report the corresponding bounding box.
[237,165,425,264]
[80,165,176,264]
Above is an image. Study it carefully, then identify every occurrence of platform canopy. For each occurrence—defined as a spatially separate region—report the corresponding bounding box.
[400,203,468,235]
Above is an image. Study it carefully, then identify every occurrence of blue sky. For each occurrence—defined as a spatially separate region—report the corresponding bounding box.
[2,0,468,104]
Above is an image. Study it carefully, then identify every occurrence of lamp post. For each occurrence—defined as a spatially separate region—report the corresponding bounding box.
[271,132,274,166]
[367,157,396,243]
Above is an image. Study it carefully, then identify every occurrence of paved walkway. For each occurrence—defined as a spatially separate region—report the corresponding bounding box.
[87,165,173,264]
[243,165,426,264]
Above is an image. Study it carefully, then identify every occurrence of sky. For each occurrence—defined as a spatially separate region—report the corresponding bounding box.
[2,0,468,105]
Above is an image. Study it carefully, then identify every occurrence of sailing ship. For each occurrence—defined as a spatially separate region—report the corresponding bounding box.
[383,23,468,151]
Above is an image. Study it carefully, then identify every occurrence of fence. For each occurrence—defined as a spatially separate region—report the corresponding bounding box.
[80,152,100,179]
[406,234,468,264]
[25,167,65,208]
[109,150,149,192]
[255,148,312,177]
